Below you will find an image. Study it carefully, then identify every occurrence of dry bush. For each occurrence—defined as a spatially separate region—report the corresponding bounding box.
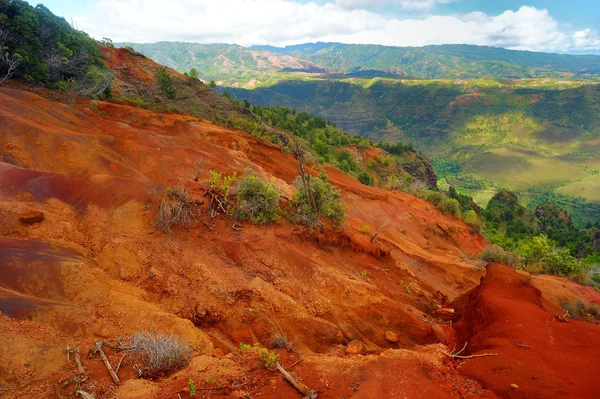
[478,245,523,269]
[155,185,200,233]
[130,331,192,378]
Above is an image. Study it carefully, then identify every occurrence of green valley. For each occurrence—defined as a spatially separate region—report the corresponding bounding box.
[117,41,600,223]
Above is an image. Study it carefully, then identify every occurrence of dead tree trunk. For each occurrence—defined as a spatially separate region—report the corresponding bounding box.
[294,141,317,214]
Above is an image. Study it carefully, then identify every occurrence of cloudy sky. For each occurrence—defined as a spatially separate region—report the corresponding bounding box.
[28,0,600,53]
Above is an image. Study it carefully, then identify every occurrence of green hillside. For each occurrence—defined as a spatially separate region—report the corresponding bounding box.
[253,42,600,79]
[224,79,600,221]
[116,42,324,87]
[114,41,600,222]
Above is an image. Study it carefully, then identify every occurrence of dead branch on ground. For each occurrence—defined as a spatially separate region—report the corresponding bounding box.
[91,341,121,385]
[370,219,390,243]
[438,342,497,360]
[67,345,85,373]
[276,361,318,399]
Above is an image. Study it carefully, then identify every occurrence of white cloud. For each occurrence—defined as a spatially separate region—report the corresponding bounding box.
[335,0,454,11]
[75,1,600,53]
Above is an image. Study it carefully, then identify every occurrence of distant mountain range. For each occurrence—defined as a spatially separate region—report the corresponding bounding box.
[118,42,600,82]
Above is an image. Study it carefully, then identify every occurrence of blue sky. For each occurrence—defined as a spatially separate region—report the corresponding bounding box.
[26,0,600,53]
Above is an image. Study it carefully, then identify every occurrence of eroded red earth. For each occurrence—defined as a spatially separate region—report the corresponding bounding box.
[0,77,599,398]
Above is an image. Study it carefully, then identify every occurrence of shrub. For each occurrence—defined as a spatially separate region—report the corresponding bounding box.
[357,171,374,186]
[478,245,523,268]
[235,174,280,224]
[541,248,586,276]
[426,191,445,206]
[156,185,199,233]
[463,209,482,234]
[155,67,177,100]
[130,331,192,378]
[438,198,461,218]
[292,172,346,227]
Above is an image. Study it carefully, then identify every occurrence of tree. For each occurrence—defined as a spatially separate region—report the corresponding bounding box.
[209,80,216,88]
[154,67,176,99]
[101,37,114,48]
[189,68,198,79]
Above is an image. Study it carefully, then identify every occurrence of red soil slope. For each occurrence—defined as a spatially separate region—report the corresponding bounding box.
[453,264,600,399]
[0,83,598,398]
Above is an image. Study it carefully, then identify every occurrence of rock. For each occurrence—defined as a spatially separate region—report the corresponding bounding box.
[19,211,45,225]
[346,340,366,355]
[510,383,519,390]
[384,331,399,343]
[212,347,224,358]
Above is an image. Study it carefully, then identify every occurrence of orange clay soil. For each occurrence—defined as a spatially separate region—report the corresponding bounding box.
[0,85,599,398]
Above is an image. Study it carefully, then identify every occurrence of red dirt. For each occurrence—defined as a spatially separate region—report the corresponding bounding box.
[452,264,600,399]
[0,73,598,398]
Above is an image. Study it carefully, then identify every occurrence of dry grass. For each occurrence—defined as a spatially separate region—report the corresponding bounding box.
[130,331,192,378]
[155,185,200,233]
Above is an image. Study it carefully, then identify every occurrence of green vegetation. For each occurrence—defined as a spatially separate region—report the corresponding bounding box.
[115,42,600,84]
[0,0,111,96]
[155,66,177,99]
[258,346,279,368]
[188,379,196,396]
[292,172,346,227]
[238,343,279,368]
[188,68,199,79]
[234,173,280,224]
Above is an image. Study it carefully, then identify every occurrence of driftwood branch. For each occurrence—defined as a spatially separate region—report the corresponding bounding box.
[276,361,317,399]
[92,341,121,385]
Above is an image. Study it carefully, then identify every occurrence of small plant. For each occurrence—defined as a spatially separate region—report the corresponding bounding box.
[360,270,367,278]
[188,379,196,396]
[357,224,371,233]
[129,331,192,378]
[206,376,215,384]
[205,171,237,217]
[155,185,200,233]
[239,342,252,351]
[258,347,279,368]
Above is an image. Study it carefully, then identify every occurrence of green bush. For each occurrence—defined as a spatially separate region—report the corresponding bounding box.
[155,66,176,99]
[235,174,280,224]
[463,209,482,233]
[541,248,587,276]
[426,191,445,206]
[292,172,346,227]
[438,198,461,218]
[357,171,374,186]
